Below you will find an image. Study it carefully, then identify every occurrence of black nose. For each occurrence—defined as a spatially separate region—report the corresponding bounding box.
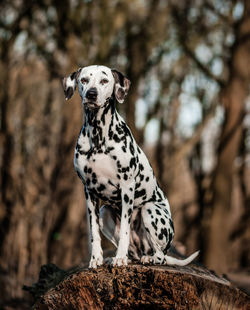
[86,88,97,101]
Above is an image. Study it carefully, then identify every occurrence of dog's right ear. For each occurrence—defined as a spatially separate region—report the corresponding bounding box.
[62,69,81,100]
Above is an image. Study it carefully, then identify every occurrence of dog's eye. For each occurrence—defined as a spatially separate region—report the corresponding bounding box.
[81,78,89,84]
[100,79,109,85]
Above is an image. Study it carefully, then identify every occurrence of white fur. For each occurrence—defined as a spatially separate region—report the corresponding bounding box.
[78,65,115,108]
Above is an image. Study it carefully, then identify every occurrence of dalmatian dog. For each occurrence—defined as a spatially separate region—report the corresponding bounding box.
[62,65,199,268]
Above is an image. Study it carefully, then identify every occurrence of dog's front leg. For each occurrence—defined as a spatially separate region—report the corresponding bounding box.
[85,188,103,268]
[112,187,134,267]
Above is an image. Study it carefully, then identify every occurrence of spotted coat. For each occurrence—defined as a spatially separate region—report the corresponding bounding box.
[62,65,199,268]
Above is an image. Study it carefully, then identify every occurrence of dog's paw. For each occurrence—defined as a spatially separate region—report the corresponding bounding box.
[89,256,103,269]
[141,255,153,264]
[141,254,165,265]
[112,256,128,267]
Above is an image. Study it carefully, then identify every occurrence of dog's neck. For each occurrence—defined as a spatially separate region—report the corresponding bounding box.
[83,98,119,148]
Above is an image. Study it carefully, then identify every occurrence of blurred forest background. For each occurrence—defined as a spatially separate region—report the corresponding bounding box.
[0,0,250,307]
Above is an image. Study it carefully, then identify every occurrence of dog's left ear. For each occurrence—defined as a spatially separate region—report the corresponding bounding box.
[62,68,81,100]
[112,69,131,103]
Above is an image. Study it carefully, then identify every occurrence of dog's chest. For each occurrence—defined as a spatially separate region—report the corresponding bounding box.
[74,144,117,184]
[74,130,133,201]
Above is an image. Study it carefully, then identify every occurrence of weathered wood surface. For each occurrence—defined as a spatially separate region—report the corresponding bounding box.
[27,263,250,310]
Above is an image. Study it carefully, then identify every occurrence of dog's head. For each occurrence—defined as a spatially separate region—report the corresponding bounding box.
[62,65,131,108]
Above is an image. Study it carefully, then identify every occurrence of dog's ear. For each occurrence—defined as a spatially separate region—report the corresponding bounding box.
[111,69,131,104]
[62,69,81,100]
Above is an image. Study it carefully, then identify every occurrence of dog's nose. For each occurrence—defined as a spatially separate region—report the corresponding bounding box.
[86,88,98,101]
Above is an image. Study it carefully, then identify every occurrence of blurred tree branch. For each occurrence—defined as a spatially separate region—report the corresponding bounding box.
[170,4,226,87]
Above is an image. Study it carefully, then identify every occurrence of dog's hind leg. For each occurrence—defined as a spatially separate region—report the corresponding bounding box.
[140,202,199,265]
[140,201,174,264]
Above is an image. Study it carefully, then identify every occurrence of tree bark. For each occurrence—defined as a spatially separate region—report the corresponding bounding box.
[26,263,250,309]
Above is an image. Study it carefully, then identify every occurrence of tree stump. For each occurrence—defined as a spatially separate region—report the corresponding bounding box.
[24,262,250,309]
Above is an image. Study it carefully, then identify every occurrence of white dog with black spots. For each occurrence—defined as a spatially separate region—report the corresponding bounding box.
[62,65,199,268]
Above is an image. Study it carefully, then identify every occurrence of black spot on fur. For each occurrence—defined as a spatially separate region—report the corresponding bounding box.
[113,134,120,143]
[97,184,106,192]
[129,142,134,155]
[152,221,157,231]
[139,164,144,171]
[122,167,129,173]
[124,194,129,203]
[135,189,146,199]
[156,209,161,216]
[76,143,81,151]
[129,157,136,169]
[135,183,140,190]
[160,228,169,240]
[128,208,132,217]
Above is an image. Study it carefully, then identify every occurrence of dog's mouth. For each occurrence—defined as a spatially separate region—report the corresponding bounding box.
[84,97,111,110]
[85,100,99,109]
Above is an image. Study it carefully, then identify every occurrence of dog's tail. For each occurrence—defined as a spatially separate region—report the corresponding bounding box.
[165,250,199,266]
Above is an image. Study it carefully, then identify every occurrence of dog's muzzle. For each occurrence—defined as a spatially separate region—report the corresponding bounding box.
[86,87,98,101]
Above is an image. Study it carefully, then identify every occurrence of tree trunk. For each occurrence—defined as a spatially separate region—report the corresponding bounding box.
[205,0,250,274]
[0,63,88,302]
[26,263,250,309]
